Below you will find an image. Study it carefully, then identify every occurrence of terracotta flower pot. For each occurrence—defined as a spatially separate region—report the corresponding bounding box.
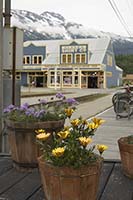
[5,119,65,171]
[118,137,133,179]
[38,156,103,200]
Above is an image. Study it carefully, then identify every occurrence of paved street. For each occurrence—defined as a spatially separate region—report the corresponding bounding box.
[93,107,133,160]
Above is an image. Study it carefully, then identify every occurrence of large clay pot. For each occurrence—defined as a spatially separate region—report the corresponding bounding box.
[5,119,65,171]
[118,137,133,179]
[38,156,103,200]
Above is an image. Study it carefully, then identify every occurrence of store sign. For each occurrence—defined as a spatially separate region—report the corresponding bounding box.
[61,45,87,53]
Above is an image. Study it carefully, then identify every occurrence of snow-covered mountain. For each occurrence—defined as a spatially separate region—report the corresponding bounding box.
[11,9,133,55]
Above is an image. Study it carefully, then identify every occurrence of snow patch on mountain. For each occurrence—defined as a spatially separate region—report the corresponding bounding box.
[11,9,133,54]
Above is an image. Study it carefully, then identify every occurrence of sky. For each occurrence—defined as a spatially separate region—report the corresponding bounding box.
[11,0,133,37]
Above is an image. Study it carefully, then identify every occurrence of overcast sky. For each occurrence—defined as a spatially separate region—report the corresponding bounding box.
[11,0,133,37]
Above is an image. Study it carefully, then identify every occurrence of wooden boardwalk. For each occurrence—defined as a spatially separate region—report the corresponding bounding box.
[0,156,133,200]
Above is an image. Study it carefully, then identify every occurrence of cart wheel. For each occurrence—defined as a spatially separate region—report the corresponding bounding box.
[114,100,131,118]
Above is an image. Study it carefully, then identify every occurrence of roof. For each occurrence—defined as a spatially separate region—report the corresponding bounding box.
[116,65,123,72]
[24,37,111,65]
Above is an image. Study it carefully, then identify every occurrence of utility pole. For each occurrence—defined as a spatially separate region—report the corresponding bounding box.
[0,0,3,151]
[0,0,12,152]
[5,0,16,105]
[0,0,22,152]
[4,0,11,27]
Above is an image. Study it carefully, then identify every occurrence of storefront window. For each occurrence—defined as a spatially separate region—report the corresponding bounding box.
[63,76,72,85]
[50,74,60,85]
[74,76,78,84]
[50,76,55,84]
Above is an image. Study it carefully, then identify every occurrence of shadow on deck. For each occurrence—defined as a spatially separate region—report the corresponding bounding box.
[0,156,133,200]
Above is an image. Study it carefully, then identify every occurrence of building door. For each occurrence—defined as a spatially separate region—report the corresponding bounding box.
[36,77,43,87]
[88,77,98,88]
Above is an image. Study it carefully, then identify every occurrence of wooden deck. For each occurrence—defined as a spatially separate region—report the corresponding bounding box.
[0,156,133,200]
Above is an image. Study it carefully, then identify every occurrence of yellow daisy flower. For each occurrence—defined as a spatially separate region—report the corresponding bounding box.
[65,108,74,118]
[81,119,88,125]
[57,130,70,139]
[71,119,80,127]
[79,137,92,147]
[97,144,108,155]
[92,118,105,126]
[87,122,98,130]
[52,147,65,157]
[35,129,46,134]
[36,132,50,141]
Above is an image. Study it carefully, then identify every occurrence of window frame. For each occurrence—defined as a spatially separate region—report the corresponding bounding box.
[75,53,86,64]
[61,54,72,64]
[32,55,43,64]
[23,55,31,65]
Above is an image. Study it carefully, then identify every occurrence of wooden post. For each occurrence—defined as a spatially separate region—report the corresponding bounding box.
[12,27,17,105]
[0,0,3,152]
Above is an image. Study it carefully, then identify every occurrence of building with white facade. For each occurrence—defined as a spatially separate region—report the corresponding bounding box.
[18,37,123,89]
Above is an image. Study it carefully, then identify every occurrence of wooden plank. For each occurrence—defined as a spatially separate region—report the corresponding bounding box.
[0,157,132,200]
[0,168,28,195]
[97,162,114,199]
[100,163,133,200]
[28,187,46,200]
[0,169,42,200]
[0,157,13,175]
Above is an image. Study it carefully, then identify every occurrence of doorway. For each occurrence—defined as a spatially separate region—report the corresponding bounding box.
[36,77,43,87]
[88,77,98,88]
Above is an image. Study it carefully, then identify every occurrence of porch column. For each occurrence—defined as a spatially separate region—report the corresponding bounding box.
[72,70,75,87]
[79,70,81,88]
[47,69,51,88]
[103,71,107,88]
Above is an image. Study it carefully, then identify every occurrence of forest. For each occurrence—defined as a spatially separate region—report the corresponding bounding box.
[115,54,133,75]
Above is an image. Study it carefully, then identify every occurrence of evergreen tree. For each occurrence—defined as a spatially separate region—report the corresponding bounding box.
[115,55,133,75]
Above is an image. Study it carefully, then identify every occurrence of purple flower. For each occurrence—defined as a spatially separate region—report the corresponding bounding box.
[56,93,64,99]
[8,104,15,109]
[3,108,11,113]
[65,98,78,105]
[3,104,16,113]
[25,108,35,116]
[20,103,29,111]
